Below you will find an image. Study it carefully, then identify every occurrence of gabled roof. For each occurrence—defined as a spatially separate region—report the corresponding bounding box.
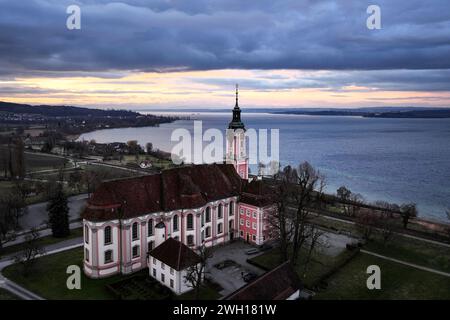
[81,163,242,221]
[224,261,302,300]
[149,238,201,271]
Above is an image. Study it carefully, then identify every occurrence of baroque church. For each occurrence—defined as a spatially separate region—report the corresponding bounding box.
[81,87,276,293]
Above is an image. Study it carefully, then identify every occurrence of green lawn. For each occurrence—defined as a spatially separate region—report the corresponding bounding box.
[177,280,222,300]
[315,252,450,300]
[3,247,128,299]
[0,228,83,258]
[249,246,355,288]
[365,235,450,273]
[0,288,21,300]
[2,247,221,300]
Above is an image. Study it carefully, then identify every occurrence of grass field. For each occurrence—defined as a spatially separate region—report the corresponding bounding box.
[3,248,123,299]
[2,247,221,300]
[249,246,355,288]
[315,252,450,300]
[365,235,450,273]
[0,228,83,258]
[0,288,20,300]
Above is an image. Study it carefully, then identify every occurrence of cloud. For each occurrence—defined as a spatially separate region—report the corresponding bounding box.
[1,0,450,75]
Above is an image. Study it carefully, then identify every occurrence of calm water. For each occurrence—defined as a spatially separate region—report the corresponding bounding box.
[79,112,450,222]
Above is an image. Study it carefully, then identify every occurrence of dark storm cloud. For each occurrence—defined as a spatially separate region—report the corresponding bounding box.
[1,0,450,75]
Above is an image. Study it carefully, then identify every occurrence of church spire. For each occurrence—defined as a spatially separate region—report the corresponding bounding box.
[235,83,239,108]
[228,84,245,130]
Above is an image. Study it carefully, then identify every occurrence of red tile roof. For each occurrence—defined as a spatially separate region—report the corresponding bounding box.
[224,261,302,300]
[149,238,201,271]
[81,163,242,221]
[240,178,277,207]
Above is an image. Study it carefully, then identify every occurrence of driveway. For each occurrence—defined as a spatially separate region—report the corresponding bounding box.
[206,241,266,297]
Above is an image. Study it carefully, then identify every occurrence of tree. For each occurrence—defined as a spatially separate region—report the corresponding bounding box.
[14,228,45,276]
[47,184,70,238]
[68,169,83,193]
[271,162,325,266]
[400,203,418,229]
[356,211,380,242]
[146,142,153,155]
[377,212,395,245]
[184,244,212,300]
[337,186,351,202]
[445,208,450,241]
[0,199,17,254]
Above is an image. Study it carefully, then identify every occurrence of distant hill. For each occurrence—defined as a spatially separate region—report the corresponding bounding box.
[0,101,138,117]
[365,109,450,118]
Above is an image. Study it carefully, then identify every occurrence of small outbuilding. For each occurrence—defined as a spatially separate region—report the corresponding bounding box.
[147,238,201,295]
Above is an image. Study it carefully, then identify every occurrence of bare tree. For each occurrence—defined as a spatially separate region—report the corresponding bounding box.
[184,244,212,300]
[271,162,325,266]
[14,228,45,276]
[302,225,324,279]
[356,210,381,242]
[377,212,395,245]
[400,203,418,229]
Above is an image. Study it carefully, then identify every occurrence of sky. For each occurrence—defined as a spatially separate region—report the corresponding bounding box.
[1,0,450,109]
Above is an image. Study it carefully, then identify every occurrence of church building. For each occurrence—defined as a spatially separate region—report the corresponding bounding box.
[81,87,276,280]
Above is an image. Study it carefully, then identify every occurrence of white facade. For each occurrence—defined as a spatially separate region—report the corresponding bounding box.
[83,196,240,278]
[148,255,200,295]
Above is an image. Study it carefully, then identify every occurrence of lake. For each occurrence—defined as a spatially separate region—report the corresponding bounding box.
[79,112,450,222]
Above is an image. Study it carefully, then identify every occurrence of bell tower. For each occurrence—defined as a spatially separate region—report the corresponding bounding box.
[226,84,248,180]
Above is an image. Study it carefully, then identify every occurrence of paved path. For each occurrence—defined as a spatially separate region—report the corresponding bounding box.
[360,249,450,278]
[313,212,450,249]
[0,238,83,300]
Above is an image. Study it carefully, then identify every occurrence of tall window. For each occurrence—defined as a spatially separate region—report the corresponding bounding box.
[187,235,194,246]
[148,219,153,236]
[206,226,211,238]
[201,212,205,227]
[104,250,113,263]
[104,226,112,245]
[148,241,154,251]
[84,225,89,244]
[217,223,223,234]
[85,248,89,262]
[229,202,234,216]
[132,245,140,258]
[205,207,211,223]
[173,215,179,232]
[187,214,194,230]
[218,204,223,219]
[229,220,234,231]
[132,222,139,240]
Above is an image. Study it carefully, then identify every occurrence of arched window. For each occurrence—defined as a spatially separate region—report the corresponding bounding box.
[187,214,194,230]
[104,250,113,263]
[132,222,139,240]
[218,204,223,219]
[217,223,223,234]
[201,212,205,227]
[84,225,89,244]
[229,202,234,216]
[173,215,179,232]
[104,226,112,245]
[187,235,194,246]
[148,219,153,236]
[205,207,211,223]
[206,226,211,238]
